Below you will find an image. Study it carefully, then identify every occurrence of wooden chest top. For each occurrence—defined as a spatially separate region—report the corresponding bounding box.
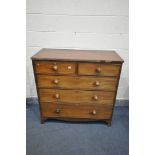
[31,48,124,63]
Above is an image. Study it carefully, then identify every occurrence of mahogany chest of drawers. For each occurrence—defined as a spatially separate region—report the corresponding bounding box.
[31,48,124,126]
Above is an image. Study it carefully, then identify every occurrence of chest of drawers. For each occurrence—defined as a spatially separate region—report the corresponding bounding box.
[31,49,124,126]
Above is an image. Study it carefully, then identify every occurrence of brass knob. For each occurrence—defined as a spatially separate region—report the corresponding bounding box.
[53,65,58,71]
[67,66,72,70]
[55,108,60,113]
[96,67,101,73]
[93,95,98,100]
[92,110,97,115]
[37,63,40,66]
[95,81,100,86]
[53,79,59,84]
[55,93,60,99]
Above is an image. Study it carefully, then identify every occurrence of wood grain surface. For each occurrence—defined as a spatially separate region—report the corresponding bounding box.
[41,103,112,119]
[31,48,124,63]
[34,61,76,74]
[78,63,121,76]
[37,75,118,91]
[39,89,115,104]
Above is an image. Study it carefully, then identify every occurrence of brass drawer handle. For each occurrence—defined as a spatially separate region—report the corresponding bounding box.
[96,67,101,73]
[53,79,59,84]
[93,95,98,100]
[55,108,60,113]
[95,81,100,86]
[92,110,97,115]
[53,65,58,71]
[55,93,60,99]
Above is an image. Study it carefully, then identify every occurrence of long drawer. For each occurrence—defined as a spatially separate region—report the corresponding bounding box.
[41,103,112,119]
[39,89,115,104]
[37,75,118,91]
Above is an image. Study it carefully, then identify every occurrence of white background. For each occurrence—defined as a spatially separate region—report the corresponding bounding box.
[0,0,155,155]
[26,0,129,100]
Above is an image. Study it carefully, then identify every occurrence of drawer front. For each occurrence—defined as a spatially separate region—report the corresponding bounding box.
[34,61,76,74]
[39,89,115,104]
[41,103,112,119]
[37,75,118,91]
[78,63,121,76]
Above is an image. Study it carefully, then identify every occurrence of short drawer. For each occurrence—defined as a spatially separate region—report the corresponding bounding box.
[41,103,112,119]
[37,75,118,91]
[39,89,115,104]
[78,63,121,76]
[34,61,76,74]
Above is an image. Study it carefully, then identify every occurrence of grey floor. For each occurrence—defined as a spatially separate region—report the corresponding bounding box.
[26,104,129,155]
